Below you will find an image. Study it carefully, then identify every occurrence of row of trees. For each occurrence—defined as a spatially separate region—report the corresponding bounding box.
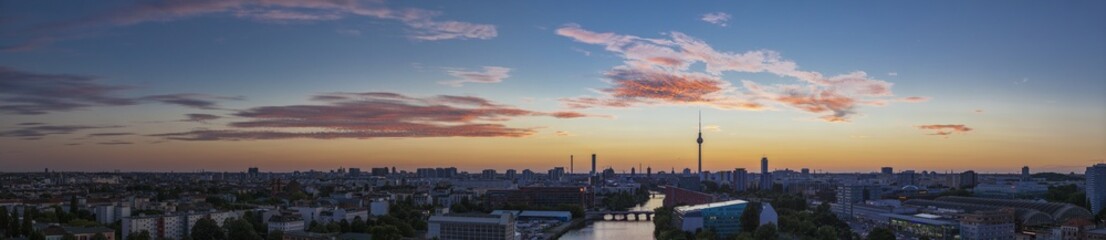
[601,187,651,211]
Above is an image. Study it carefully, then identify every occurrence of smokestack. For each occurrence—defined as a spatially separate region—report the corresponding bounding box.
[591,154,597,176]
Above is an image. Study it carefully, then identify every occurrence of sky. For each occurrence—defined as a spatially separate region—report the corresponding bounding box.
[1,0,1104,173]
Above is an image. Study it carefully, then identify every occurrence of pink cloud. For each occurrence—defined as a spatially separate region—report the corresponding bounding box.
[918,124,974,136]
[555,25,915,122]
[153,92,599,141]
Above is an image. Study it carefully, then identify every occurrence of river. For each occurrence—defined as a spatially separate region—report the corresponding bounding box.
[559,193,665,240]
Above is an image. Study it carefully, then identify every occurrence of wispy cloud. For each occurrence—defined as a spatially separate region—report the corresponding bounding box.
[184,113,222,123]
[153,92,598,141]
[439,66,511,87]
[554,130,573,137]
[4,0,497,51]
[555,25,916,122]
[918,124,973,136]
[0,124,119,139]
[703,125,721,132]
[98,140,134,145]
[700,12,731,27]
[0,66,240,114]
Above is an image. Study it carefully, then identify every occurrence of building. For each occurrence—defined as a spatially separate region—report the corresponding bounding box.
[482,169,498,179]
[673,199,748,238]
[663,186,716,207]
[370,167,389,176]
[732,168,748,192]
[94,205,131,224]
[957,171,978,189]
[547,167,564,182]
[486,187,591,208]
[835,185,882,216]
[881,167,894,175]
[428,213,517,240]
[1021,166,1030,180]
[268,214,306,233]
[904,196,1093,227]
[1087,164,1106,216]
[898,170,917,186]
[887,213,959,240]
[40,225,116,240]
[505,169,517,180]
[958,209,1015,240]
[759,157,771,190]
[347,168,360,176]
[122,211,244,240]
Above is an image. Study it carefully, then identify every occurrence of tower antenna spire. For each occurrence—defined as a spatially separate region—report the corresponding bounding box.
[696,109,704,179]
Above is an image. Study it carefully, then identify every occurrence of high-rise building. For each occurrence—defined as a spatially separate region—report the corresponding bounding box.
[647,166,652,178]
[733,168,748,192]
[482,169,497,179]
[428,213,517,240]
[631,167,636,176]
[834,185,881,216]
[348,168,361,176]
[759,157,771,190]
[1087,164,1106,215]
[570,155,574,174]
[898,170,917,186]
[881,167,893,175]
[547,167,564,181]
[505,169,517,180]
[958,170,978,188]
[248,167,259,178]
[696,111,704,180]
[1021,166,1030,180]
[371,167,389,176]
[521,169,535,181]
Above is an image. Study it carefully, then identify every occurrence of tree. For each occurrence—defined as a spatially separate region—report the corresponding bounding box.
[815,226,838,240]
[350,217,368,233]
[369,225,403,240]
[754,224,778,240]
[0,207,7,231]
[325,221,340,233]
[866,227,895,240]
[8,209,20,238]
[28,231,45,240]
[740,202,762,233]
[694,229,716,240]
[62,233,78,240]
[339,219,350,233]
[91,233,109,240]
[69,196,79,215]
[126,230,151,240]
[308,220,326,233]
[54,205,70,223]
[266,230,284,240]
[22,208,33,237]
[191,218,226,240]
[225,218,262,240]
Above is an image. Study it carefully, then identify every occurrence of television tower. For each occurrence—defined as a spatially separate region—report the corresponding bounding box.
[697,110,704,179]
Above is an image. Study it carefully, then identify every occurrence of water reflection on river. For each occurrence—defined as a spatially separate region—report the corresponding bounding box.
[559,194,665,240]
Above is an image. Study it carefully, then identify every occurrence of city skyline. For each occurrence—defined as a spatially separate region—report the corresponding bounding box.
[2,1,1105,173]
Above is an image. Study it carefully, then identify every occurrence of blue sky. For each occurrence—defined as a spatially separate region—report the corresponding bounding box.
[0,0,1103,172]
